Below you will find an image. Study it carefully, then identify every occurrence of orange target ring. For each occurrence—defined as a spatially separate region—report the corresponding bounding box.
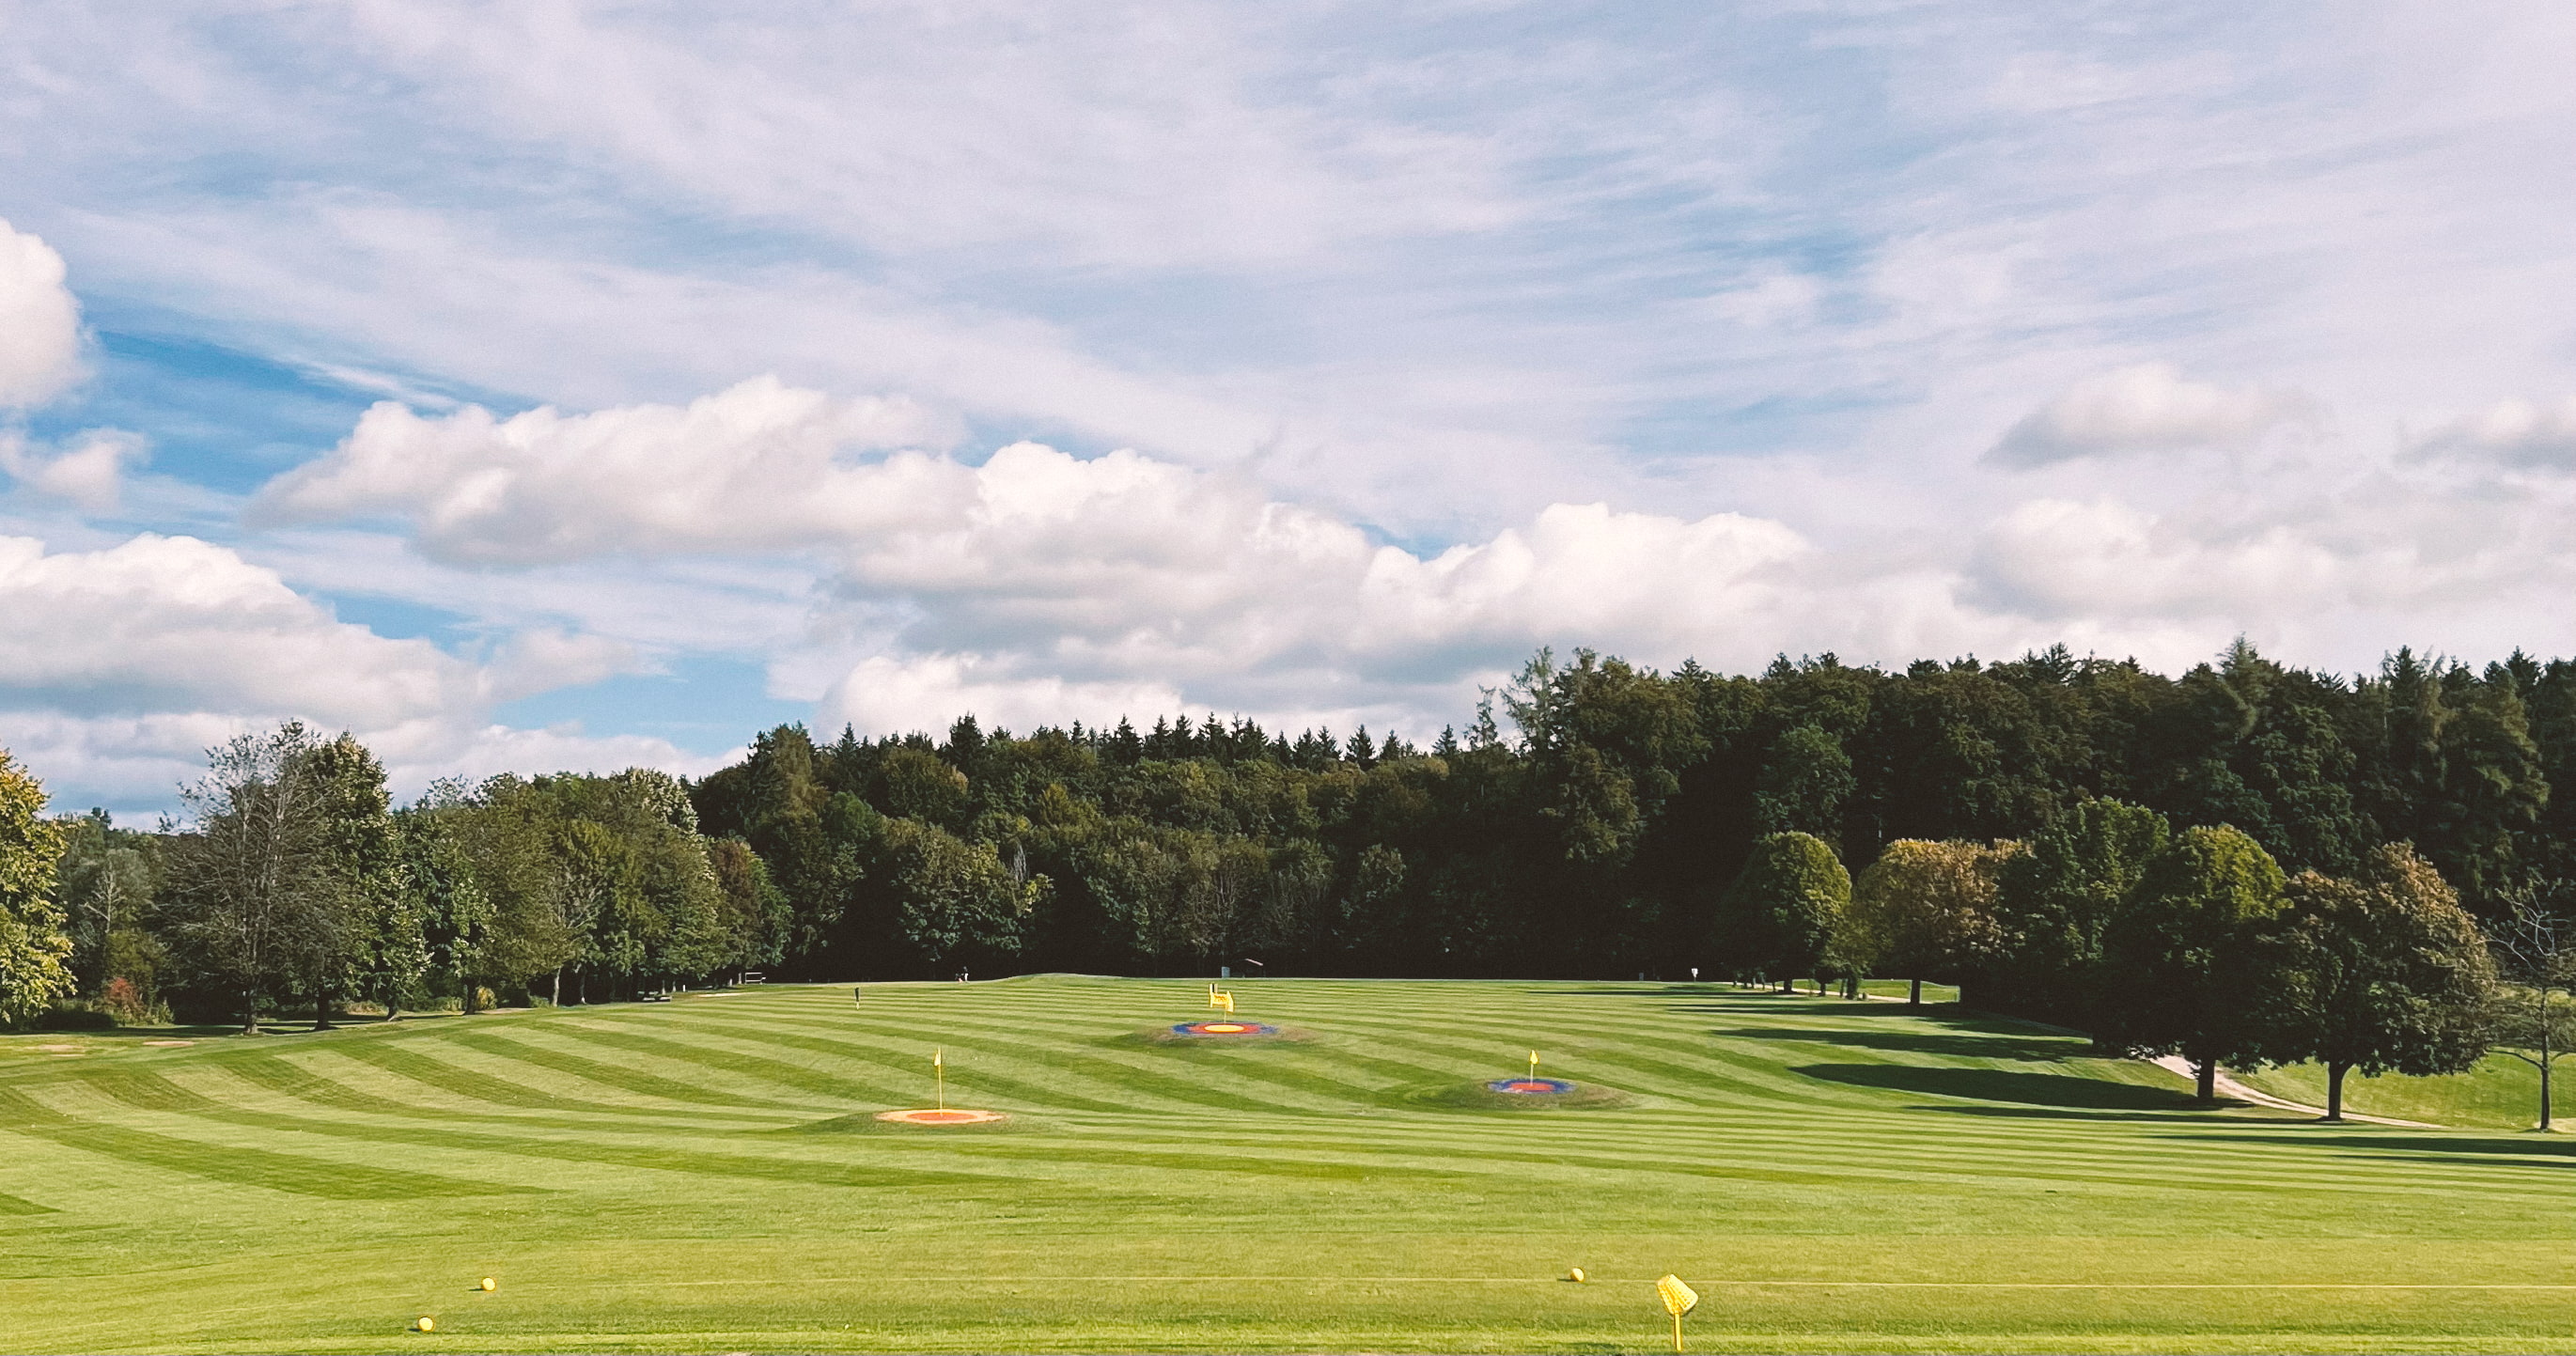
[1172,1021,1280,1036]
[874,1108,1007,1125]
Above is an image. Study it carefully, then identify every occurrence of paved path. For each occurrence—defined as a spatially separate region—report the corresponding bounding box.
[2147,1054,2439,1128]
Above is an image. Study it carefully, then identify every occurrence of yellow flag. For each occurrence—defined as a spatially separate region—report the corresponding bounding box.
[933,1048,943,1068]
[1656,1274,1699,1353]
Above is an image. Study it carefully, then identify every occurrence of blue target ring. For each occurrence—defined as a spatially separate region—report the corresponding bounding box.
[1488,1077,1577,1095]
[1172,1021,1280,1036]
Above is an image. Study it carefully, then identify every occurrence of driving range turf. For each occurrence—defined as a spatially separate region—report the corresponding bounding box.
[4,976,2575,1354]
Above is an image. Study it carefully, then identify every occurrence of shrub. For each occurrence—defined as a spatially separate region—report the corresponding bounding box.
[36,1004,117,1031]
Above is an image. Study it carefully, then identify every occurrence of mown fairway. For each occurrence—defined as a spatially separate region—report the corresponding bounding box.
[4,976,2574,1354]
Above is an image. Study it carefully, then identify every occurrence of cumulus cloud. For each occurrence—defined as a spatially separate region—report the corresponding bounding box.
[257,389,1843,701]
[2411,397,2576,469]
[0,533,698,810]
[0,219,84,408]
[0,533,477,725]
[820,655,1186,739]
[1988,363,2312,468]
[1,429,148,510]
[256,376,959,562]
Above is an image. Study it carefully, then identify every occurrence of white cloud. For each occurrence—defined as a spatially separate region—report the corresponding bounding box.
[0,218,84,408]
[1988,364,2312,467]
[2412,397,2576,469]
[820,655,1185,739]
[0,533,476,724]
[256,376,957,563]
[1970,498,2350,620]
[1,429,148,510]
[0,532,702,810]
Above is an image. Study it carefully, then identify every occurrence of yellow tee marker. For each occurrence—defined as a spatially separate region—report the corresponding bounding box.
[1656,1274,1699,1352]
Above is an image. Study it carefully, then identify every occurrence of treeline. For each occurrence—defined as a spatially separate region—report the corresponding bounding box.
[5,640,2576,1088]
[687,641,2574,983]
[0,726,787,1032]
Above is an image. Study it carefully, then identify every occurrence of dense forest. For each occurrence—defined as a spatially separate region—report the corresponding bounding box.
[687,641,2564,981]
[5,641,2573,1117]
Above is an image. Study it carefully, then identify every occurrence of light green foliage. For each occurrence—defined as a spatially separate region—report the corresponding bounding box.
[4,977,2575,1352]
[1841,838,2012,986]
[1715,831,1850,980]
[0,749,75,1028]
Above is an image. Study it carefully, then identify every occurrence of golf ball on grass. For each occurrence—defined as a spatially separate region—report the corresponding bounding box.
[479,1277,496,1291]
[414,1317,435,1333]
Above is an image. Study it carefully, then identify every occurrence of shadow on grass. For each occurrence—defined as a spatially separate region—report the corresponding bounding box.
[1795,1063,2209,1111]
[2178,1130,2576,1161]
[1714,1025,2084,1061]
[1925,1104,2275,1124]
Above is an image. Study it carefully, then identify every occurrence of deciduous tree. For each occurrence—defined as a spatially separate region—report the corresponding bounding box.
[0,749,75,1029]
[2095,825,2288,1100]
[2240,844,2495,1120]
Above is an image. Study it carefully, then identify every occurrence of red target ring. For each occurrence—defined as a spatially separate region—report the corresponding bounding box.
[1488,1077,1577,1095]
[1172,1021,1280,1036]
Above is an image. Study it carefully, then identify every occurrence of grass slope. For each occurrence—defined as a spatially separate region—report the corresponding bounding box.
[2,977,2572,1354]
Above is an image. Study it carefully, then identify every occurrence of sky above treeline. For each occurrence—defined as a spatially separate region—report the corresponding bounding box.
[4,3,2576,818]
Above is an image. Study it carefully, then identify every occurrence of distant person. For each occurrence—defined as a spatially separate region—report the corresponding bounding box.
[852,987,862,1004]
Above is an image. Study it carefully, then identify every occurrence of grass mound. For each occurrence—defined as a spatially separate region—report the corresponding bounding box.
[788,1109,1028,1135]
[1117,1022,1314,1047]
[1409,1079,1635,1112]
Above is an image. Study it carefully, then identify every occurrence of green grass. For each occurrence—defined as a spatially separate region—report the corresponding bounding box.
[4,976,2574,1354]
[2231,1052,2575,1130]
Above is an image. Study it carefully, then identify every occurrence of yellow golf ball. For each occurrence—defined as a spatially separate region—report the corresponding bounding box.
[415,1316,436,1332]
[1568,1267,1586,1283]
[479,1278,496,1292]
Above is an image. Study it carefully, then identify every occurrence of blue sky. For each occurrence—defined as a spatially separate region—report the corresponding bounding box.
[5,2,2576,815]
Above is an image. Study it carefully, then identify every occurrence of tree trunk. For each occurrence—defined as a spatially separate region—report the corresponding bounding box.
[1909,977,1921,1006]
[2194,1058,2216,1102]
[242,986,259,1036]
[552,969,562,1007]
[313,987,333,1032]
[2541,1058,2553,1132]
[2325,1062,2348,1121]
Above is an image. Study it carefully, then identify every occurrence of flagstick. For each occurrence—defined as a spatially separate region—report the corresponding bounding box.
[935,1048,945,1111]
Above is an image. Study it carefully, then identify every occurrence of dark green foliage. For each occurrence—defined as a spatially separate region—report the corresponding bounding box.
[1714,833,1850,982]
[1982,798,2170,1022]
[2239,843,2497,1118]
[2093,825,2288,1092]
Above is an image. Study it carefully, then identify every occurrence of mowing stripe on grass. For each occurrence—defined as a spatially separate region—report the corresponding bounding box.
[0,1089,537,1199]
